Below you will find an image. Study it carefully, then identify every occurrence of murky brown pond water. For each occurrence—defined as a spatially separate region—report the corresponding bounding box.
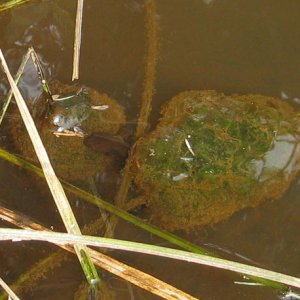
[0,0,300,299]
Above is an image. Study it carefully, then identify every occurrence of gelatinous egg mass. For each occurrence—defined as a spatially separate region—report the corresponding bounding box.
[132,90,300,230]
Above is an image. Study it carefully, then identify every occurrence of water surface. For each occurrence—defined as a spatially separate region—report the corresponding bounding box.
[0,1,300,299]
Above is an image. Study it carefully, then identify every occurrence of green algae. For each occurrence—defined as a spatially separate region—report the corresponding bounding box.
[132,90,300,230]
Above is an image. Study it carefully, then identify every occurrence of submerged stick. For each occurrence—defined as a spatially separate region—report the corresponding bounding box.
[0,49,99,287]
[111,0,159,234]
[72,0,84,81]
[0,206,197,300]
[135,0,159,139]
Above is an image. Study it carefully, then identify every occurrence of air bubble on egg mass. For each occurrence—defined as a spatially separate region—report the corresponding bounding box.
[149,148,155,156]
[172,173,188,181]
[202,0,215,6]
[180,157,193,162]
[281,91,289,100]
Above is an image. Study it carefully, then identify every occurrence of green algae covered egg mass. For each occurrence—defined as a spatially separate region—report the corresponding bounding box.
[7,81,126,182]
[132,90,300,231]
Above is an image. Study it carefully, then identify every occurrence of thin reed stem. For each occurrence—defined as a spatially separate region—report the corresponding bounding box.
[1,228,299,291]
[0,0,31,12]
[0,206,197,300]
[72,0,84,80]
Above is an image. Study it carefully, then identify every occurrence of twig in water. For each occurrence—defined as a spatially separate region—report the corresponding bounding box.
[72,0,84,81]
[109,0,159,236]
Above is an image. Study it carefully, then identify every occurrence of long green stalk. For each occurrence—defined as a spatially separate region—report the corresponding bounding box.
[0,147,209,255]
[1,228,300,291]
[0,0,31,12]
[0,50,99,287]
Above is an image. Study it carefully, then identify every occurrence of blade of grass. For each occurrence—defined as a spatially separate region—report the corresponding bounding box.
[0,49,99,287]
[1,228,300,291]
[29,47,54,103]
[0,48,54,127]
[72,0,84,81]
[0,0,31,12]
[0,147,289,290]
[0,48,31,126]
[0,277,20,300]
[0,206,198,300]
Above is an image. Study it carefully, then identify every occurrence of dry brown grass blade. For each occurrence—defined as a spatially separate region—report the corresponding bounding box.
[72,0,84,80]
[0,206,198,300]
[0,48,31,126]
[0,49,99,285]
[0,277,20,300]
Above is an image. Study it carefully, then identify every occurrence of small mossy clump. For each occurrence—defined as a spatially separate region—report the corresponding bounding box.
[7,81,126,182]
[132,90,300,230]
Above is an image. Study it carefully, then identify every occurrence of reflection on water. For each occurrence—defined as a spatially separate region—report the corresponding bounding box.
[262,134,300,177]
[0,0,300,299]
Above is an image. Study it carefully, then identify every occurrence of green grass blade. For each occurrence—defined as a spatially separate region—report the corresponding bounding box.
[0,0,31,12]
[0,228,300,291]
[0,147,209,255]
